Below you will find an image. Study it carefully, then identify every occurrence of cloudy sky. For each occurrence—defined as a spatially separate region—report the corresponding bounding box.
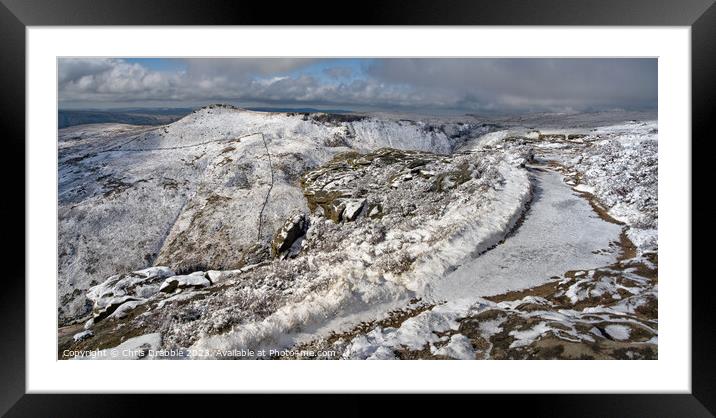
[58,58,657,114]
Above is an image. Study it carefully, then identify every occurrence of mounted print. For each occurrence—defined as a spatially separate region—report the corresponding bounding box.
[56,57,658,361]
[1,0,708,408]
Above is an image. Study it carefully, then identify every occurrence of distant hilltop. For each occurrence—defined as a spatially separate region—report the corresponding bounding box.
[59,104,357,129]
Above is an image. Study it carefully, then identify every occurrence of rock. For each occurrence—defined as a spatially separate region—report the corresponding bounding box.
[86,266,177,322]
[342,198,366,222]
[83,317,94,330]
[87,267,175,311]
[207,270,223,283]
[159,274,211,293]
[73,330,94,342]
[325,200,346,223]
[271,213,308,256]
[107,300,147,320]
[368,204,383,219]
[133,266,175,279]
[304,189,350,212]
[93,296,143,322]
[207,269,243,283]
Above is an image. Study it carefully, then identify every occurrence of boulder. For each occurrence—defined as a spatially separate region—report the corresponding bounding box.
[159,274,211,293]
[207,270,224,283]
[93,296,142,322]
[83,318,94,330]
[73,330,94,342]
[206,268,246,283]
[87,266,175,313]
[107,300,146,320]
[343,198,366,222]
[271,213,308,256]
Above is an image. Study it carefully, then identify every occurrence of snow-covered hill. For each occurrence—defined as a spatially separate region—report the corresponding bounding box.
[58,106,492,324]
[58,107,658,360]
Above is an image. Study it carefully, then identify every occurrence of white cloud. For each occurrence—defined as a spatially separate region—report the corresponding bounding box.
[58,58,657,113]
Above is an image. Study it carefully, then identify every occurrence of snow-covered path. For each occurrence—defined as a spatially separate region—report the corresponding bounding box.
[424,168,622,302]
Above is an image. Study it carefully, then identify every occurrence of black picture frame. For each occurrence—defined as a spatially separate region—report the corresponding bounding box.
[1,0,712,415]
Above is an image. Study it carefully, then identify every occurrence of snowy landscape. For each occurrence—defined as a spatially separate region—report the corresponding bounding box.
[58,105,658,360]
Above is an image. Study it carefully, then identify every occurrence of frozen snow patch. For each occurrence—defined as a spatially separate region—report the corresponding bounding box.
[604,324,631,341]
[433,334,476,359]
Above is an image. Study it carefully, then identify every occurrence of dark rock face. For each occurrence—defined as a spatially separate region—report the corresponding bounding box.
[93,296,142,322]
[271,213,308,256]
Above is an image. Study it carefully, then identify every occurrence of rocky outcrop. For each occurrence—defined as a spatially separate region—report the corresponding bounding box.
[58,107,496,325]
[86,266,175,322]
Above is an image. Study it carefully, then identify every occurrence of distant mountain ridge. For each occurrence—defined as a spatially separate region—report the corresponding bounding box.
[58,109,194,129]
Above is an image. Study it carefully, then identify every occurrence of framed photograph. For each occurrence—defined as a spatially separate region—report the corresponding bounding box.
[4,0,712,414]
